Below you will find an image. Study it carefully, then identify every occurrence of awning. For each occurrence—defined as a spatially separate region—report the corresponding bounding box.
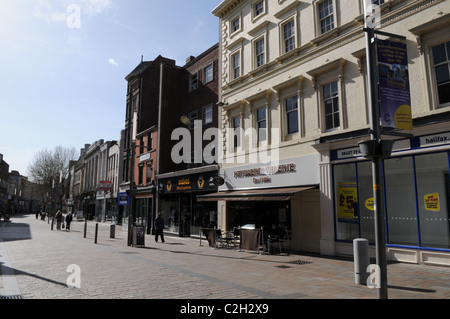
[196,186,317,202]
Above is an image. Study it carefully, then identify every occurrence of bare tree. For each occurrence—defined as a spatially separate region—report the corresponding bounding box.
[27,146,78,214]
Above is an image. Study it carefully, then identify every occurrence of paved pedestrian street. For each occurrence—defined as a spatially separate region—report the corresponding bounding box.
[1,214,450,308]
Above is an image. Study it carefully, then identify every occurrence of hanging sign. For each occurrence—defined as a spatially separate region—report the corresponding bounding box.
[377,39,412,130]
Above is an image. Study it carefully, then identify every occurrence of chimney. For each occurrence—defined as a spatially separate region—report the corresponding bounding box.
[186,56,195,64]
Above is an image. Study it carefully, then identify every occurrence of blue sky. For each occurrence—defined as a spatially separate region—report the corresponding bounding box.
[0,0,221,175]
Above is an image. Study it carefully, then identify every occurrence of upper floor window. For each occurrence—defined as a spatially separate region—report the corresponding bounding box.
[318,0,334,34]
[254,0,265,18]
[189,72,198,91]
[283,19,296,54]
[256,108,267,143]
[255,38,265,68]
[232,116,241,149]
[432,41,450,107]
[285,96,299,135]
[204,64,213,84]
[232,51,241,79]
[232,16,241,34]
[323,81,340,130]
[204,105,213,125]
[370,0,384,5]
[188,110,198,131]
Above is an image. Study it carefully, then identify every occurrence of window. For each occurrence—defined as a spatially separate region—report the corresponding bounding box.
[204,105,213,125]
[285,96,299,135]
[148,132,153,151]
[318,0,334,34]
[256,108,267,143]
[232,17,240,33]
[283,20,296,54]
[188,110,198,131]
[254,0,264,18]
[204,64,213,84]
[432,41,450,106]
[189,72,198,91]
[255,38,265,68]
[370,0,384,5]
[232,52,241,79]
[232,116,241,149]
[323,81,340,130]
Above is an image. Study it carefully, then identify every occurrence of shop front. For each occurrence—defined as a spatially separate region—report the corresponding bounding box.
[321,128,450,265]
[157,167,219,237]
[198,155,321,253]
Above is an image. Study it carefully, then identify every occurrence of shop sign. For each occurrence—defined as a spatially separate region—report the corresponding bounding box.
[419,132,450,149]
[118,192,129,206]
[160,172,218,193]
[337,183,358,221]
[365,198,374,211]
[377,39,412,130]
[99,181,112,190]
[220,155,319,191]
[424,193,440,212]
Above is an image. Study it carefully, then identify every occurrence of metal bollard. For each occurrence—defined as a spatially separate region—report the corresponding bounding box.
[84,221,87,238]
[94,223,98,244]
[110,224,115,239]
[354,238,370,285]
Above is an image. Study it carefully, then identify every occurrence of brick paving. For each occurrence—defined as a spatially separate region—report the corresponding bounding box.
[1,214,450,301]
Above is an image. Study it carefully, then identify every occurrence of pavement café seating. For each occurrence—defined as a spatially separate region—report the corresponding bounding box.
[200,227,240,249]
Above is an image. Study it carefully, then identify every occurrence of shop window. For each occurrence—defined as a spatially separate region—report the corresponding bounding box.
[384,156,419,246]
[415,153,450,249]
[432,41,450,107]
[333,163,359,241]
[357,161,375,243]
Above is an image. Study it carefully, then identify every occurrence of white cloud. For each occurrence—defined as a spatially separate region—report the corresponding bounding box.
[108,58,119,67]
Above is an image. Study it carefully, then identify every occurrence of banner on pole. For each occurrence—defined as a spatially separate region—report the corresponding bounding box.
[377,39,412,130]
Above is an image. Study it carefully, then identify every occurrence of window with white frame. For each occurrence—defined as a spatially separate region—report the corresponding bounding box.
[189,72,198,91]
[282,19,296,54]
[432,40,450,107]
[254,0,265,18]
[256,108,267,143]
[203,105,213,125]
[323,81,340,130]
[231,16,241,34]
[204,64,213,84]
[231,51,241,79]
[285,96,299,135]
[255,37,265,68]
[318,0,334,34]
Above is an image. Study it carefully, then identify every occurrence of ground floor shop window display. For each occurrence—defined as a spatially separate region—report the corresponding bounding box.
[333,151,450,251]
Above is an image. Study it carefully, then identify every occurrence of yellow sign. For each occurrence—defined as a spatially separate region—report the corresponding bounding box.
[424,193,440,212]
[338,183,358,220]
[395,104,413,130]
[365,198,374,211]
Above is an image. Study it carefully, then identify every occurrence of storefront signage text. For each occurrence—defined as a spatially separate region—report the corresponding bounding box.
[420,132,450,149]
[234,163,296,181]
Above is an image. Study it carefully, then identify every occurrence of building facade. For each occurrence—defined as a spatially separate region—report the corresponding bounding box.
[212,0,450,264]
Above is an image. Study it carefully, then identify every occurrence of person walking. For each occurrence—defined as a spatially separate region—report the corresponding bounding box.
[154,213,165,243]
[65,212,73,231]
[55,210,63,230]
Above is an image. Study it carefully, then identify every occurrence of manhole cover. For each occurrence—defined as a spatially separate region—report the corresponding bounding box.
[289,260,313,265]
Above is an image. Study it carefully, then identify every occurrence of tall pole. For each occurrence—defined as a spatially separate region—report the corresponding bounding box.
[364,26,388,299]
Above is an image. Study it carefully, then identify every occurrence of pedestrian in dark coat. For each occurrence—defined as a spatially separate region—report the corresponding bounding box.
[65,212,73,231]
[55,210,63,230]
[154,213,165,243]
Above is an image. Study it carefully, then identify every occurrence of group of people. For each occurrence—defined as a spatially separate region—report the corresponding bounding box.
[54,210,73,231]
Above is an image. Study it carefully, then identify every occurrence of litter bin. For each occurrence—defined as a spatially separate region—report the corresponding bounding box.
[353,238,370,285]
[132,224,145,247]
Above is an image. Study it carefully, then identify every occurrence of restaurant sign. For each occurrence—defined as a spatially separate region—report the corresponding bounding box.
[160,171,218,194]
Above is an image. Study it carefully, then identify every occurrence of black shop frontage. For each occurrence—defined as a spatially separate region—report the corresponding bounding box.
[157,166,219,237]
